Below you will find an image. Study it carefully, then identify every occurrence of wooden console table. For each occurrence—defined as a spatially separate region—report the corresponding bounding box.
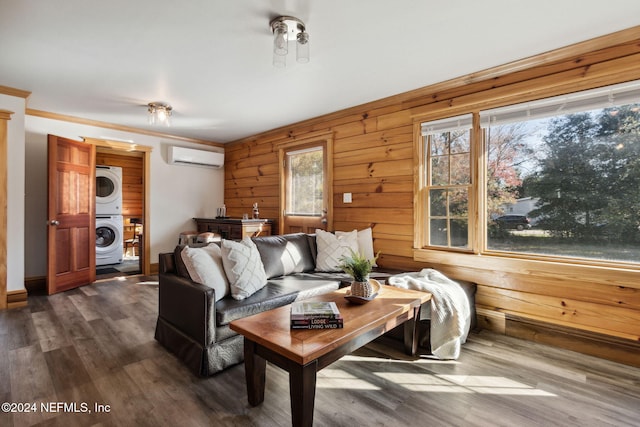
[193,217,272,240]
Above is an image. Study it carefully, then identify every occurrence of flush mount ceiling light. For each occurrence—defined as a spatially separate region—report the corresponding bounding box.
[270,15,309,68]
[147,102,172,126]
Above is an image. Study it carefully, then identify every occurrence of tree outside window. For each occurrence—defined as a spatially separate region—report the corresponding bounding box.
[286,147,324,215]
[421,114,472,249]
[483,83,640,263]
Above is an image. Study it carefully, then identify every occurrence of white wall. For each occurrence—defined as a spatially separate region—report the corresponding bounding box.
[24,116,224,278]
[0,94,26,292]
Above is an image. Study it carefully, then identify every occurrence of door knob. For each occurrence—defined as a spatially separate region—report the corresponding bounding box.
[50,220,60,226]
[320,208,328,224]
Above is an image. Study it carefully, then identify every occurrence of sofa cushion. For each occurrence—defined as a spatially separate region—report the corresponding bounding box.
[302,269,400,287]
[173,242,211,278]
[315,228,359,272]
[215,275,341,326]
[174,245,191,278]
[307,234,318,262]
[181,244,229,302]
[221,238,268,300]
[336,227,377,267]
[252,233,315,279]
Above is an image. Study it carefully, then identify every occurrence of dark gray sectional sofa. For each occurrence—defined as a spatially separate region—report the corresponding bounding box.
[154,232,476,377]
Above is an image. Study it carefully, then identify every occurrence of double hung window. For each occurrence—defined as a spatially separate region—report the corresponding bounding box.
[420,114,473,250]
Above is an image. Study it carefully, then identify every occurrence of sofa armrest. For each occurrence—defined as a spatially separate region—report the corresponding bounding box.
[158,273,217,347]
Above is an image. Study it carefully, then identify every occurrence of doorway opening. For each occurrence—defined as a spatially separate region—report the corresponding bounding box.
[85,138,151,280]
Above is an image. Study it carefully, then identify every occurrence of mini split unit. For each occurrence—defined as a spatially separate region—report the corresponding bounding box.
[168,146,224,168]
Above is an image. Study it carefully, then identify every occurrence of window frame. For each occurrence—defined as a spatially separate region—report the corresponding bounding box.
[277,131,334,234]
[284,145,325,217]
[416,114,476,252]
[414,81,640,270]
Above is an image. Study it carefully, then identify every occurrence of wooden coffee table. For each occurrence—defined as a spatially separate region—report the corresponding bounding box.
[230,285,431,427]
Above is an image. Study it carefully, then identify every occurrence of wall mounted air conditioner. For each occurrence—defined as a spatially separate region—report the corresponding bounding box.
[168,146,224,169]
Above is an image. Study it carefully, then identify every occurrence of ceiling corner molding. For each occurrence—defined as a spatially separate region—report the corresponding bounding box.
[0,85,31,99]
[25,108,224,147]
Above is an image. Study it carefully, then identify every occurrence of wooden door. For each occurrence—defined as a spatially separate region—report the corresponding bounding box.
[47,135,96,294]
[280,137,333,234]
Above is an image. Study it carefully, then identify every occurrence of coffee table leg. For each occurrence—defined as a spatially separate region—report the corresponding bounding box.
[403,305,421,356]
[289,360,317,427]
[244,337,266,406]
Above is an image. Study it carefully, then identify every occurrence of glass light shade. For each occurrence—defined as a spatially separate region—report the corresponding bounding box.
[273,51,286,68]
[296,32,309,63]
[148,104,172,126]
[273,22,288,56]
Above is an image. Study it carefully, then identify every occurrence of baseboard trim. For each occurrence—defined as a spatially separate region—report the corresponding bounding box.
[504,314,640,368]
[25,276,46,294]
[25,267,158,294]
[7,289,28,308]
[150,262,159,275]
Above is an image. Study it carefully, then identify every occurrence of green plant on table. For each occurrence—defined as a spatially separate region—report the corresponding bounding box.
[339,249,379,282]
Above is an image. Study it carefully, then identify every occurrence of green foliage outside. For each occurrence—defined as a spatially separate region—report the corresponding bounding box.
[526,106,640,243]
[488,102,640,261]
[288,149,323,214]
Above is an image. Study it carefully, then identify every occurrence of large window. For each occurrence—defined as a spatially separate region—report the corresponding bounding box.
[418,81,640,265]
[420,114,473,249]
[482,81,640,263]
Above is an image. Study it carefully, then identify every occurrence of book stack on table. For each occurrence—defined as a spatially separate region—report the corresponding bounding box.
[290,301,344,329]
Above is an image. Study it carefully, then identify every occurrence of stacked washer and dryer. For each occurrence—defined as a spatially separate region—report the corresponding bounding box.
[96,166,124,266]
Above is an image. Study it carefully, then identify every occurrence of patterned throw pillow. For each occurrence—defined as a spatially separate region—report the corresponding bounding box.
[314,228,359,272]
[221,237,268,300]
[181,244,229,302]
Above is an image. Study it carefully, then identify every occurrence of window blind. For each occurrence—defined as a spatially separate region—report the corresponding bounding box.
[421,113,473,135]
[480,80,640,127]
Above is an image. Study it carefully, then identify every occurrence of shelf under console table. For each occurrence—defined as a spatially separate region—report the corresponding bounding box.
[193,218,273,240]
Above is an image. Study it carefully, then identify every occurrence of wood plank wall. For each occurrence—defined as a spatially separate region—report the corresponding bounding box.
[224,27,640,365]
[96,149,144,242]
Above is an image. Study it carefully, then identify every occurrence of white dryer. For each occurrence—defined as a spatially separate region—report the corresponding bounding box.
[96,215,124,266]
[96,165,122,215]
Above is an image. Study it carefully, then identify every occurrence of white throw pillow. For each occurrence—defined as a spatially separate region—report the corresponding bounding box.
[181,244,229,302]
[315,228,359,272]
[221,238,268,300]
[336,227,377,267]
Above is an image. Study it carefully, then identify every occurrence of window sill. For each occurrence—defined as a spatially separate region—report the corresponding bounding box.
[413,247,640,287]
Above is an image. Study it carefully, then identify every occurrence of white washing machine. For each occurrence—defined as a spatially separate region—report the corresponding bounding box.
[96,165,122,215]
[96,215,124,266]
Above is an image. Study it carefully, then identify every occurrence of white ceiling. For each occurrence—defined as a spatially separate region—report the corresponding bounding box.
[2,1,640,143]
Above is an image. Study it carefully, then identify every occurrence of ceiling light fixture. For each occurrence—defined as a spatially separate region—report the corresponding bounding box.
[270,16,309,68]
[148,102,172,126]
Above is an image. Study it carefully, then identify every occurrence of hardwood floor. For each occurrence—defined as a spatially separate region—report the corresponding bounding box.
[1,275,639,427]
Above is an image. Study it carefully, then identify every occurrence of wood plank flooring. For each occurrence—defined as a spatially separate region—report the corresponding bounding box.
[1,275,639,427]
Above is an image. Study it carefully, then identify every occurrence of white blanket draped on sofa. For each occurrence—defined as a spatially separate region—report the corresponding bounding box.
[387,268,471,360]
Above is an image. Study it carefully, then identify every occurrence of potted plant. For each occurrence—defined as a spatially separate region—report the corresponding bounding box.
[339,249,379,298]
